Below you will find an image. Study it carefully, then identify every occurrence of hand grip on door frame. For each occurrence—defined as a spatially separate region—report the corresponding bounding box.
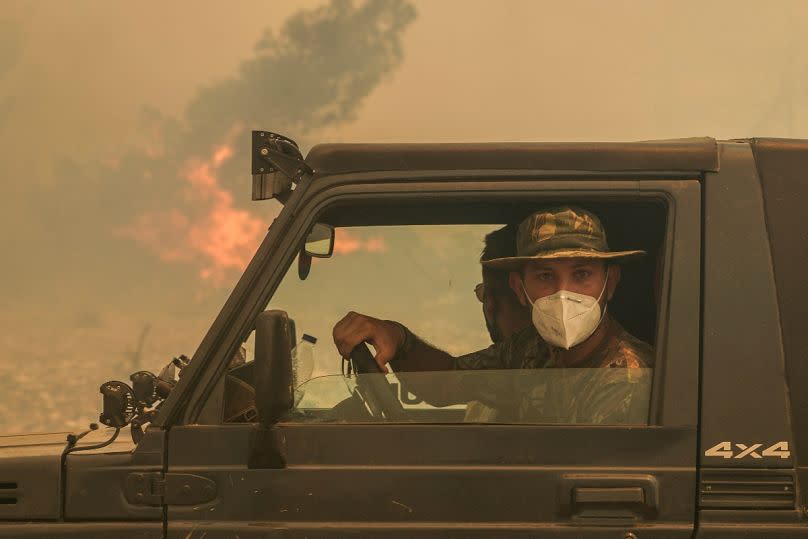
[558,474,659,523]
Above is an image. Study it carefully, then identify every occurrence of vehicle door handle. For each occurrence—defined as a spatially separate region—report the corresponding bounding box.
[573,487,645,505]
[571,486,649,523]
[559,474,658,523]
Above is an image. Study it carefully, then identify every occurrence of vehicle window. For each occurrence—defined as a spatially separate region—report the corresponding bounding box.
[264,224,500,374]
[227,205,663,426]
[289,369,651,425]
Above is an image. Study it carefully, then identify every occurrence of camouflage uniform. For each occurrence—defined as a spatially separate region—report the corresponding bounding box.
[457,205,652,424]
[450,324,547,420]
[519,315,652,424]
[451,315,652,424]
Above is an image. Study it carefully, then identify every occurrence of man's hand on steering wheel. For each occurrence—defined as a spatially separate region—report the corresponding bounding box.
[332,311,405,374]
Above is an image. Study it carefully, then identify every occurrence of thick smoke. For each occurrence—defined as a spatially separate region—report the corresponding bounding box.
[3,0,415,311]
[0,19,22,125]
[0,0,415,434]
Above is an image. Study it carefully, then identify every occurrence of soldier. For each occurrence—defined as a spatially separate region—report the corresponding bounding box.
[333,206,653,424]
[466,224,532,421]
[476,224,532,344]
[485,206,653,423]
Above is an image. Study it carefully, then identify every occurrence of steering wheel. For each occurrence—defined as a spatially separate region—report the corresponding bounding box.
[350,342,407,421]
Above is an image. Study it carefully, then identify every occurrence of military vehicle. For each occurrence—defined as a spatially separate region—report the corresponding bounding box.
[1,134,807,538]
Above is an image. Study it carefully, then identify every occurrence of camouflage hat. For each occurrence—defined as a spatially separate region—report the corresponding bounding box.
[482,206,645,270]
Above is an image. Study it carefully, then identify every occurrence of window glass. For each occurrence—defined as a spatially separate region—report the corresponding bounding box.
[290,370,652,425]
[231,217,658,426]
[247,224,499,373]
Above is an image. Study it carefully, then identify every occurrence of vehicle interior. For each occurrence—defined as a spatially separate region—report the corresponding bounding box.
[215,195,668,427]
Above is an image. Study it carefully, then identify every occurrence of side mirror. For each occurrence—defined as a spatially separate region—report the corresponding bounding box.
[253,310,294,428]
[304,223,335,258]
[298,223,335,280]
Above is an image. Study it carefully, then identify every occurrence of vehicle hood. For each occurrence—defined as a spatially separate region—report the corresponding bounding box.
[0,428,135,457]
[0,429,135,521]
[0,432,70,454]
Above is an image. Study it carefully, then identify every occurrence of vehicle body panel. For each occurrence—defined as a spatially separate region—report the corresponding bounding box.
[699,142,795,468]
[0,440,61,521]
[167,424,697,538]
[0,523,161,538]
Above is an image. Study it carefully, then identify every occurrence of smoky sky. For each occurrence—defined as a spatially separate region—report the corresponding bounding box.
[0,0,416,434]
[0,19,22,125]
[0,19,21,77]
[1,0,416,314]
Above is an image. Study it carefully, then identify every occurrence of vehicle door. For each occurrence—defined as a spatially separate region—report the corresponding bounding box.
[164,175,701,538]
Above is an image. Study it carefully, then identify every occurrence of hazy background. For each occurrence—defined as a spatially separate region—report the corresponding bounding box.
[1,0,807,434]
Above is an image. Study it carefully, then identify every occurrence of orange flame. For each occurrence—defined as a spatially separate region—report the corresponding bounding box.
[119,126,269,286]
[121,128,386,286]
[182,152,266,283]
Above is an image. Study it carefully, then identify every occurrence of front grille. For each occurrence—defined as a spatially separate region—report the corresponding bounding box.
[700,470,795,509]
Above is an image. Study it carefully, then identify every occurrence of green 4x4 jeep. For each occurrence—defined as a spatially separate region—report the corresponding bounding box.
[1,134,807,538]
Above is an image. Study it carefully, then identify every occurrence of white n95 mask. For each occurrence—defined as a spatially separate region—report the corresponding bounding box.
[522,269,609,350]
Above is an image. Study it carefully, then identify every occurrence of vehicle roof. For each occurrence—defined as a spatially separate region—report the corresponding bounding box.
[305,137,720,175]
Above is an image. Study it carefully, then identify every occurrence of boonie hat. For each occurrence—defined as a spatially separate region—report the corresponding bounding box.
[482,206,645,271]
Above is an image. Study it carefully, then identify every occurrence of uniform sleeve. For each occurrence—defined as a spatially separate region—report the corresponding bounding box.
[445,339,524,414]
[453,340,509,371]
[399,332,526,408]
